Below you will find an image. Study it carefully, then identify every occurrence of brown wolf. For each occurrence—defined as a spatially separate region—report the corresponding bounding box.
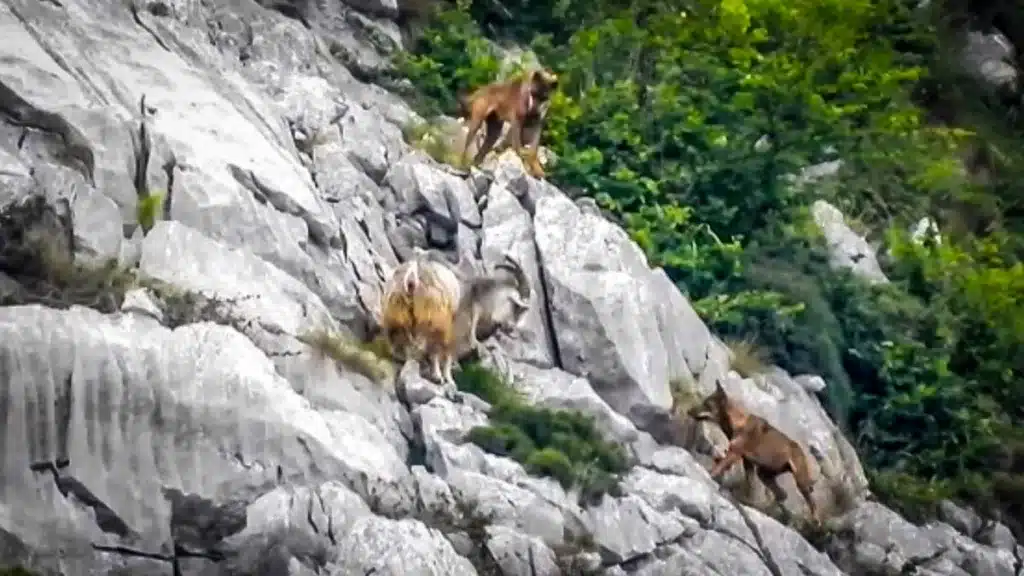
[689,382,820,523]
[457,68,559,178]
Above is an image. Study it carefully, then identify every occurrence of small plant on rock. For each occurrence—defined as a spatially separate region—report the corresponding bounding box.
[826,474,861,518]
[136,189,166,235]
[552,531,600,575]
[0,196,140,313]
[793,515,838,552]
[403,118,466,168]
[455,361,630,505]
[299,328,395,383]
[361,333,395,363]
[669,374,701,416]
[724,337,771,378]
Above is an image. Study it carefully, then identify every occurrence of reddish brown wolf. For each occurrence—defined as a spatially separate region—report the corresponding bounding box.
[457,68,559,178]
[689,382,820,523]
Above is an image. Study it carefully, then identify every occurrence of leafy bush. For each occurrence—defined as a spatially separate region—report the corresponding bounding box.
[868,466,1024,537]
[394,5,500,117]
[455,362,630,504]
[397,0,1024,532]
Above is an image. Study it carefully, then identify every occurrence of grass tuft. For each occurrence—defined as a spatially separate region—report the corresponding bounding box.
[455,361,630,505]
[299,328,395,383]
[0,196,140,313]
[724,336,772,378]
[669,375,701,417]
[827,474,861,517]
[792,516,838,552]
[361,333,395,363]
[403,117,466,168]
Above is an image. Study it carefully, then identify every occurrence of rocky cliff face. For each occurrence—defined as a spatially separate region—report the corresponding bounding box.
[0,0,1020,575]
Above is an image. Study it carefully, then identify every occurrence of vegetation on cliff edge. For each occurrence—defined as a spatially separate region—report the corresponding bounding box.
[395,0,1024,533]
[455,361,630,505]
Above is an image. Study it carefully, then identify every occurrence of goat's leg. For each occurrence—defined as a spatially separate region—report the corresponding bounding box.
[467,307,484,355]
[430,352,445,384]
[442,351,457,387]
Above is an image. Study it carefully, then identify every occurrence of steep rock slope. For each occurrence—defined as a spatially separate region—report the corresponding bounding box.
[0,0,1020,575]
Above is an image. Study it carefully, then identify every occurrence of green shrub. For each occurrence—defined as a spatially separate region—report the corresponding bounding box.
[455,362,629,504]
[394,5,500,117]
[454,360,520,405]
[866,468,1023,533]
[137,189,166,235]
[868,469,955,524]
[467,423,536,461]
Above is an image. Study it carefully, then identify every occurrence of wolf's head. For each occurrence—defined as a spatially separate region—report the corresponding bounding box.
[688,381,748,437]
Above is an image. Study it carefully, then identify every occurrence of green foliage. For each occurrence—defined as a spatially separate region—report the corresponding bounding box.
[137,190,166,235]
[455,362,629,505]
[394,7,500,117]
[455,360,521,405]
[362,333,396,364]
[298,328,395,384]
[868,469,958,525]
[869,465,1024,536]
[399,0,1024,532]
[0,568,39,576]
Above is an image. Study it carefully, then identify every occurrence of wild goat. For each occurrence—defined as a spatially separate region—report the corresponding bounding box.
[378,251,462,385]
[453,253,532,359]
[378,248,533,385]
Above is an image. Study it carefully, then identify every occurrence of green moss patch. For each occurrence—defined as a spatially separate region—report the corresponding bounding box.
[455,361,630,505]
[298,328,395,384]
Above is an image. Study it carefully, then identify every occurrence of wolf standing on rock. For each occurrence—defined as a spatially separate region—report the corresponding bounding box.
[689,382,821,524]
[458,67,559,178]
